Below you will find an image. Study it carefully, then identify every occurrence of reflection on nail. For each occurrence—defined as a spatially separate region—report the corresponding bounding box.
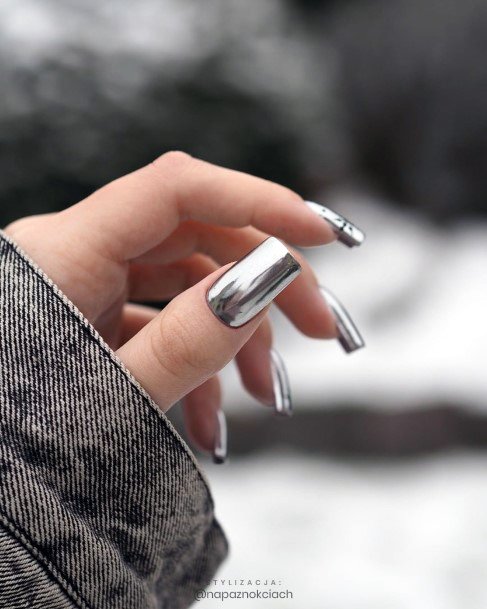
[320,286,365,354]
[213,410,228,464]
[305,201,365,248]
[270,349,293,417]
[207,237,301,328]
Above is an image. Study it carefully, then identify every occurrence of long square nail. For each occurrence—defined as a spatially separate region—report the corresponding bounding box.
[207,237,301,328]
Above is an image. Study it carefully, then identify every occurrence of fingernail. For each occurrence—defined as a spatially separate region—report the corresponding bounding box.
[305,201,365,248]
[213,410,228,464]
[320,286,365,353]
[207,237,301,328]
[270,349,293,417]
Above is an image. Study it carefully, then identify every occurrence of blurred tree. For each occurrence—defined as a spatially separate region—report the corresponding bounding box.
[0,0,485,227]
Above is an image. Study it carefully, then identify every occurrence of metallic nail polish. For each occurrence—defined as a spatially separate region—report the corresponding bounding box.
[213,410,228,464]
[320,286,365,353]
[207,237,301,328]
[305,201,365,248]
[270,349,293,417]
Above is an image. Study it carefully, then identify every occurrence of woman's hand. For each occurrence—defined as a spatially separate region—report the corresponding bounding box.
[4,151,344,458]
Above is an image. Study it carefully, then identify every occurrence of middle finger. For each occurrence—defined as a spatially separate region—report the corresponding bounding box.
[134,221,338,339]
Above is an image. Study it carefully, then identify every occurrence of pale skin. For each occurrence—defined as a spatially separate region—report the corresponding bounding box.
[4,151,338,454]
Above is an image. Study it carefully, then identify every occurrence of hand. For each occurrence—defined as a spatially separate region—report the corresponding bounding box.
[4,151,339,457]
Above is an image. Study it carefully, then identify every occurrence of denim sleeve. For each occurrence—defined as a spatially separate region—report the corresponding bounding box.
[0,231,227,609]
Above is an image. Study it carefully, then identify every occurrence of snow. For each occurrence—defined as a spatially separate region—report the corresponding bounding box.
[202,451,487,609]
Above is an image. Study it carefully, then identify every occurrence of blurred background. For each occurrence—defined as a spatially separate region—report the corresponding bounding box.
[1,0,486,607]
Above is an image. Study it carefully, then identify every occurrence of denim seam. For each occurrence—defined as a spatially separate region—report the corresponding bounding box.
[0,511,91,609]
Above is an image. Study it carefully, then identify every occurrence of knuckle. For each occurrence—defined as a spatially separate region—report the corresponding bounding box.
[151,150,193,175]
[4,216,34,237]
[3,215,55,248]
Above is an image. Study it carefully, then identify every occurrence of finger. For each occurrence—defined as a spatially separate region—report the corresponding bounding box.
[130,257,276,406]
[183,375,221,453]
[128,254,218,302]
[137,222,338,339]
[182,322,275,455]
[235,318,275,406]
[59,151,336,261]
[115,238,301,411]
[4,212,56,235]
[122,299,271,452]
[127,281,277,408]
[119,303,160,344]
[130,260,277,405]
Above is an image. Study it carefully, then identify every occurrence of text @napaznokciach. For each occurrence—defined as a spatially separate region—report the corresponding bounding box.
[194,579,293,602]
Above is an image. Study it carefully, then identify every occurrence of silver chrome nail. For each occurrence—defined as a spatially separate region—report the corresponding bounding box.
[207,237,301,328]
[213,410,228,464]
[320,286,365,353]
[270,349,293,417]
[305,201,365,248]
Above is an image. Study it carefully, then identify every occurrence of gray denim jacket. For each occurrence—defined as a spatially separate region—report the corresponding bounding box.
[0,232,227,608]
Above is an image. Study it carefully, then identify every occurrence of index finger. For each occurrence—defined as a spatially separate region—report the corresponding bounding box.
[60,151,336,261]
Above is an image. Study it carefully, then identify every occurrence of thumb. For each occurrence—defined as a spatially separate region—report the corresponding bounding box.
[116,237,301,412]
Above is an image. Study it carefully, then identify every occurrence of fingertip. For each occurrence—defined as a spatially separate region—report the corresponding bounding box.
[298,201,339,246]
[257,196,337,247]
[276,276,339,340]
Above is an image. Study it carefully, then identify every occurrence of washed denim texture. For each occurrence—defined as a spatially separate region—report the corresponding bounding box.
[0,231,227,608]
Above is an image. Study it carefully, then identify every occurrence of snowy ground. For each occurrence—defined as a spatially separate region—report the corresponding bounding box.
[201,451,487,609]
